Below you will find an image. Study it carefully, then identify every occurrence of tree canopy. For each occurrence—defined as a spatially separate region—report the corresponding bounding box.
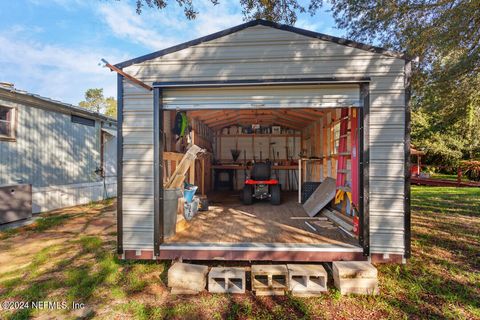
[130,0,480,165]
[79,88,117,118]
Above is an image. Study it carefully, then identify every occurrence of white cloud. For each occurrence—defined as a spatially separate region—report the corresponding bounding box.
[295,19,323,32]
[0,32,127,104]
[191,1,244,36]
[97,0,244,51]
[97,2,184,50]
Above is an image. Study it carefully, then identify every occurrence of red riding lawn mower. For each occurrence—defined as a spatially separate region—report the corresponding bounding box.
[241,162,281,205]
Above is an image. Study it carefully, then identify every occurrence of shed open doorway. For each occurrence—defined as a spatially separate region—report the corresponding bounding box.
[158,100,366,261]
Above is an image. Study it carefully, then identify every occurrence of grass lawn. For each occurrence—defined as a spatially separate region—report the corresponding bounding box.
[429,172,478,183]
[0,186,479,319]
[430,173,460,181]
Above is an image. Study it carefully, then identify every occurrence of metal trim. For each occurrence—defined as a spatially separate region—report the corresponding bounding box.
[116,74,124,254]
[153,77,370,88]
[155,80,368,253]
[359,83,370,256]
[155,249,365,262]
[404,60,412,258]
[115,19,408,68]
[153,88,164,257]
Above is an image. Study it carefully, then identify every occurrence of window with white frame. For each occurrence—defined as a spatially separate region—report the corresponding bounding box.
[0,106,15,140]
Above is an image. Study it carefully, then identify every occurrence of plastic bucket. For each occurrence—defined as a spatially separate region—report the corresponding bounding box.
[163,188,182,239]
[184,186,198,203]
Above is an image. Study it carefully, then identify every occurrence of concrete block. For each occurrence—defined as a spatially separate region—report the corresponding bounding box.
[208,267,246,294]
[287,264,328,297]
[332,261,378,295]
[333,261,377,278]
[168,262,208,294]
[251,264,288,296]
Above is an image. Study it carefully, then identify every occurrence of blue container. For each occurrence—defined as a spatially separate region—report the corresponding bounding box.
[184,186,198,203]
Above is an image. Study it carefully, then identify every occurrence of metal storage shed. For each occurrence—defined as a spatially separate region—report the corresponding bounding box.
[114,19,411,264]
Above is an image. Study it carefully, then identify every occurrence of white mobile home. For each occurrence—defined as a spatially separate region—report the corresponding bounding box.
[114,20,411,264]
[0,84,117,220]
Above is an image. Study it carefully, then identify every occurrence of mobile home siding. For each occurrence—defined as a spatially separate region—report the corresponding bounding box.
[0,91,117,213]
[121,25,406,255]
[0,97,100,187]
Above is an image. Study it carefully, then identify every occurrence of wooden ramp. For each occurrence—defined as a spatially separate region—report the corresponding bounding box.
[303,178,336,217]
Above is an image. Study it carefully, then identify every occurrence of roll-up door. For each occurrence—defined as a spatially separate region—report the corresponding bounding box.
[162,84,361,110]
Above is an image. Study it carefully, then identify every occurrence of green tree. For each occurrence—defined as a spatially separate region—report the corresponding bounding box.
[105,97,117,118]
[79,88,117,118]
[128,0,480,164]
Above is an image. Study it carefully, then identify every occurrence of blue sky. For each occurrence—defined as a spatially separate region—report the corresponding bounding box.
[0,0,341,105]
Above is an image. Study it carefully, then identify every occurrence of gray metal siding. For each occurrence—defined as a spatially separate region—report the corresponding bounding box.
[122,82,155,249]
[121,24,406,254]
[0,97,101,188]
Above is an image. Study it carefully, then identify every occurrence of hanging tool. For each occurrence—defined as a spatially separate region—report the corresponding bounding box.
[287,144,299,189]
[284,145,288,190]
[271,147,279,181]
[243,150,247,180]
[276,151,280,180]
[173,112,189,139]
[269,142,276,164]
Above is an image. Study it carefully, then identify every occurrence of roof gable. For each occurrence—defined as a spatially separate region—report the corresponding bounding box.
[115,19,407,69]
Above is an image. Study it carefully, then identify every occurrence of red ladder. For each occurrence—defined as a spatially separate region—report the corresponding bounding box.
[335,108,350,203]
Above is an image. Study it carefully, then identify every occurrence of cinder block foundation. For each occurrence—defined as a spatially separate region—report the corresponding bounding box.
[208,267,246,294]
[251,264,288,296]
[287,264,328,297]
[332,261,378,295]
[168,262,208,294]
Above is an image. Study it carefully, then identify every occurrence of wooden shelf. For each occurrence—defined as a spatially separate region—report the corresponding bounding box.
[215,134,301,138]
[212,164,298,170]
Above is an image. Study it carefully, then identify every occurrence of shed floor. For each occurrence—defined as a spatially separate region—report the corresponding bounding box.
[165,191,359,247]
